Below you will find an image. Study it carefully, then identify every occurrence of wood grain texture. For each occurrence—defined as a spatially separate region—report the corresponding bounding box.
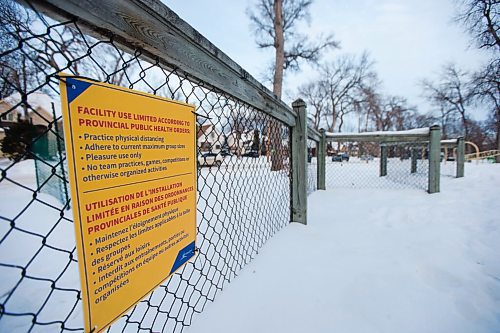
[440,139,459,148]
[29,0,297,126]
[428,125,441,193]
[457,137,465,178]
[411,148,418,174]
[380,145,388,177]
[291,99,307,224]
[326,134,430,143]
[307,126,321,142]
[317,129,326,190]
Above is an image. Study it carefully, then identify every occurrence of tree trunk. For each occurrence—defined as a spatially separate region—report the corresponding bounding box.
[270,0,285,171]
[461,113,469,142]
[269,120,283,171]
[331,108,337,132]
[273,0,284,99]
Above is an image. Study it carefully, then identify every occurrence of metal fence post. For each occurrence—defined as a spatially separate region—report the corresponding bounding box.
[457,137,465,178]
[291,99,307,224]
[317,129,326,190]
[428,125,441,193]
[380,145,388,177]
[410,148,418,173]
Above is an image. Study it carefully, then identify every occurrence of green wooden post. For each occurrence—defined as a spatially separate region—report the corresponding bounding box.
[291,99,307,224]
[317,129,326,190]
[411,148,418,173]
[428,125,441,193]
[456,137,465,178]
[380,145,388,177]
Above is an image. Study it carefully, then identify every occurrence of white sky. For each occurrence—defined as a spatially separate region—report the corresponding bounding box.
[164,0,490,119]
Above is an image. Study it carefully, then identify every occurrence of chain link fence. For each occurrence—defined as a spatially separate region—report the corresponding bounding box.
[0,1,291,332]
[325,140,429,191]
[440,146,458,178]
[440,160,458,178]
[31,122,70,207]
[440,139,465,179]
[306,138,317,195]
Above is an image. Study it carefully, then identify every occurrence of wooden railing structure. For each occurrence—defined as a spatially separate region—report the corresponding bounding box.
[316,126,442,193]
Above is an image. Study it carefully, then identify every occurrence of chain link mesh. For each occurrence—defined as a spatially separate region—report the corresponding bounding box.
[440,147,458,178]
[325,140,429,191]
[0,2,291,332]
[306,138,317,195]
[440,161,458,178]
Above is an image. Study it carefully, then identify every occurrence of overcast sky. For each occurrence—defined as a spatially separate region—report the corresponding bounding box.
[164,0,490,120]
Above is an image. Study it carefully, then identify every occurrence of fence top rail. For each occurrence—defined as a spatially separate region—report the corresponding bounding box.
[441,138,461,148]
[29,0,297,126]
[324,127,431,143]
[307,126,321,142]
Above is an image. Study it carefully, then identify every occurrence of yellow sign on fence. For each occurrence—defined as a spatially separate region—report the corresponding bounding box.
[60,76,197,333]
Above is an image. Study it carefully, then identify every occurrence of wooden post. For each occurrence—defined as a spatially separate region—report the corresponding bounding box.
[428,125,441,193]
[410,148,418,173]
[380,145,388,177]
[456,137,465,178]
[291,99,307,224]
[317,129,326,190]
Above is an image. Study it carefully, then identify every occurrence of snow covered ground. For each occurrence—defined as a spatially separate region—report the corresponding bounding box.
[187,162,500,333]
[1,159,498,332]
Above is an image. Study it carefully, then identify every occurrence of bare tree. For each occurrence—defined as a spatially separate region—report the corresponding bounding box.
[320,52,374,132]
[455,0,500,51]
[368,94,398,132]
[422,63,474,139]
[248,0,338,98]
[0,0,136,103]
[298,81,326,129]
[249,0,337,169]
[298,52,374,133]
[383,96,416,131]
[455,0,499,160]
[0,0,41,110]
[358,83,382,132]
[471,59,500,160]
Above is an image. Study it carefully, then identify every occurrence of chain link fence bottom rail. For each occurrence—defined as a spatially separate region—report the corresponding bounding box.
[0,2,291,332]
[325,142,428,191]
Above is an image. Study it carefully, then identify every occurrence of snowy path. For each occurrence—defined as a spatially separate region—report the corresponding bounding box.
[187,163,500,333]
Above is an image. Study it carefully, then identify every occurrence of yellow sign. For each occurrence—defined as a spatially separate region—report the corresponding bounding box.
[59,76,197,333]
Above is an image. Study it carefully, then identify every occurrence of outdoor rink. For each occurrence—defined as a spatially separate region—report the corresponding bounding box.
[187,162,500,333]
[1,158,499,332]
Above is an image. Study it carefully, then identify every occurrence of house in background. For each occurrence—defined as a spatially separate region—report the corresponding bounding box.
[197,124,224,153]
[226,129,262,156]
[0,92,59,127]
[0,92,61,158]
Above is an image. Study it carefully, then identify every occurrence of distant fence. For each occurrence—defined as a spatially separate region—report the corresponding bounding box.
[317,127,442,193]
[305,127,467,192]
